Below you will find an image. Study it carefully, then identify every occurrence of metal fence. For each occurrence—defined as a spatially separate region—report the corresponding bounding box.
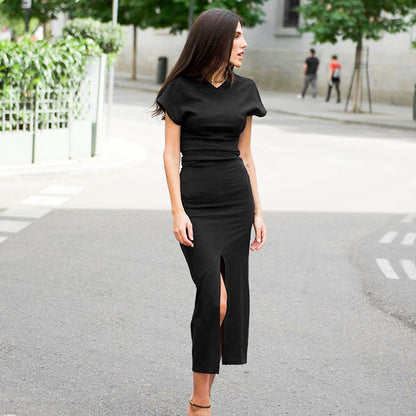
[0,81,91,133]
[0,80,93,164]
[0,89,33,132]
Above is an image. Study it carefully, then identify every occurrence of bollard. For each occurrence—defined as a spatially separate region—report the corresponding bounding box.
[156,56,168,85]
[413,84,416,121]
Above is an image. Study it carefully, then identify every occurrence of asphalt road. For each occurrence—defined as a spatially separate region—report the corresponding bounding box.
[1,88,416,416]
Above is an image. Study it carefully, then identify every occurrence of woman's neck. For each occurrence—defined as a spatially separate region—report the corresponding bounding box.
[210,68,226,83]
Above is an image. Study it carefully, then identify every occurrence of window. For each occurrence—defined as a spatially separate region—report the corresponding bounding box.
[275,0,301,37]
[284,0,300,27]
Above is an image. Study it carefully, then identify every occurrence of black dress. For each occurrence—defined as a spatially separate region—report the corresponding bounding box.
[157,73,267,374]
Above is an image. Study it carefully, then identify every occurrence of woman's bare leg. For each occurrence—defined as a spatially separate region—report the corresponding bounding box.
[188,373,211,415]
[209,273,227,394]
[190,273,227,414]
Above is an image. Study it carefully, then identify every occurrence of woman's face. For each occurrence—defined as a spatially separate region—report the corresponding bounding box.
[229,22,247,67]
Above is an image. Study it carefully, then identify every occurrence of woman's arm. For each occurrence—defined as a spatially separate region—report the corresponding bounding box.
[163,113,194,247]
[238,116,267,251]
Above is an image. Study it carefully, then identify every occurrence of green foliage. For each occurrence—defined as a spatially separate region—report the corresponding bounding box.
[0,36,100,131]
[0,36,100,94]
[63,18,127,65]
[0,11,40,38]
[297,0,416,45]
[66,0,113,21]
[68,0,266,33]
[0,0,67,24]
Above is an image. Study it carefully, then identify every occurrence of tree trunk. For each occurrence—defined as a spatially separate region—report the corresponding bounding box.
[132,25,137,80]
[43,21,52,40]
[351,39,362,113]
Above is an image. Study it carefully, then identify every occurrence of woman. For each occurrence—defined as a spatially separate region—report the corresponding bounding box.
[325,55,341,103]
[153,8,267,415]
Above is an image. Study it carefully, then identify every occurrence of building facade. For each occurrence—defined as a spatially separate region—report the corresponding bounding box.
[116,0,416,106]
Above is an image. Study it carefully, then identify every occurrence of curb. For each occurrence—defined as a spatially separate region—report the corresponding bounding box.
[267,108,416,132]
[0,137,148,183]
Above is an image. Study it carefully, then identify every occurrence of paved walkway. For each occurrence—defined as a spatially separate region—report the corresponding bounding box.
[116,72,416,131]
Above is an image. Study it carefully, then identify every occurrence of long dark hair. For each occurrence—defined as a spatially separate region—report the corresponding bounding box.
[152,8,243,119]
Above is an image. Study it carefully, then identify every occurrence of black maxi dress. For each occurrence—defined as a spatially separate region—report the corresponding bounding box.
[157,73,267,374]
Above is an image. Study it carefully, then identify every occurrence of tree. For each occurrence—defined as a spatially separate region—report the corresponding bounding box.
[0,0,67,24]
[69,0,267,78]
[297,0,416,112]
[70,0,266,31]
[67,0,113,21]
[0,0,67,38]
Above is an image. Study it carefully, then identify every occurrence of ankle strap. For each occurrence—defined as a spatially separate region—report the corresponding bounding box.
[189,399,211,409]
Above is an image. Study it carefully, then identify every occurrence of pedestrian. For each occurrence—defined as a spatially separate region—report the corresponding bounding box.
[326,55,341,103]
[0,25,12,41]
[298,48,319,99]
[153,8,267,416]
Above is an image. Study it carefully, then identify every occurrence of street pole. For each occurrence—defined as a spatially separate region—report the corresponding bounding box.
[112,0,118,25]
[21,0,32,33]
[106,0,119,137]
[188,0,195,29]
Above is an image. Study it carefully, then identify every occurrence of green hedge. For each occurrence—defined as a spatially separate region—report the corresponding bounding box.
[63,18,127,65]
[0,17,127,95]
[0,36,100,94]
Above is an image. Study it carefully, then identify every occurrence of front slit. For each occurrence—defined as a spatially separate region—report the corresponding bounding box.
[219,254,227,361]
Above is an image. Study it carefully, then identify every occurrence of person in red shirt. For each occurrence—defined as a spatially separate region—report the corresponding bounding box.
[326,55,341,103]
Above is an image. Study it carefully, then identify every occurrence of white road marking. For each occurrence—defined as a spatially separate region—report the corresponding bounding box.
[40,185,85,196]
[378,231,398,244]
[0,206,52,219]
[401,214,416,223]
[0,187,84,249]
[401,233,416,246]
[0,220,31,233]
[21,195,69,207]
[402,233,416,246]
[400,260,416,280]
[376,258,400,280]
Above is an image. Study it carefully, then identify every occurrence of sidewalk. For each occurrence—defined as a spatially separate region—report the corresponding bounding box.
[116,72,416,131]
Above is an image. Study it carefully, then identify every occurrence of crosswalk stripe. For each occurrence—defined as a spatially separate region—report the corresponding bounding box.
[0,206,52,219]
[376,258,400,279]
[400,260,416,280]
[21,195,69,207]
[402,233,416,246]
[40,185,85,196]
[379,231,398,244]
[0,186,86,250]
[0,220,31,233]
[401,214,416,223]
[401,233,416,246]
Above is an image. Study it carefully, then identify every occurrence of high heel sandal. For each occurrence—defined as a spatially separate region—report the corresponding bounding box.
[188,399,211,415]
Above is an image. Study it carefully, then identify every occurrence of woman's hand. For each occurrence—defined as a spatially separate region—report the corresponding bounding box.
[173,210,194,247]
[250,213,266,251]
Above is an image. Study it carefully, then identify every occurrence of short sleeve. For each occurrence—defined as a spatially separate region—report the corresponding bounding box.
[156,78,183,125]
[247,80,267,118]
